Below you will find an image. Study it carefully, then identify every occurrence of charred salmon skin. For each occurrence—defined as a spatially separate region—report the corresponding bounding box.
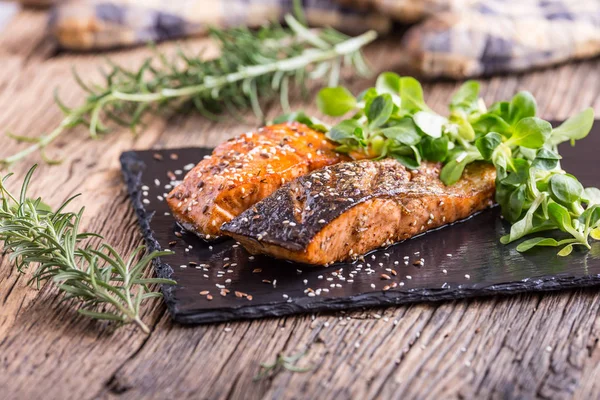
[167,123,349,239]
[221,159,496,265]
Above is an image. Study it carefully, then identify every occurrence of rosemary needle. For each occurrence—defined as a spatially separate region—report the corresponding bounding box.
[1,15,377,168]
[0,165,175,332]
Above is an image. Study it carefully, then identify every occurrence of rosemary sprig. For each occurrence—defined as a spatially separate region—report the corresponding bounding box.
[1,15,376,168]
[0,165,175,332]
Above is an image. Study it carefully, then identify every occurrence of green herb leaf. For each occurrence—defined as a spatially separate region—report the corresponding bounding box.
[583,187,600,206]
[399,77,429,114]
[531,148,561,170]
[449,114,476,141]
[591,228,600,240]
[380,118,421,145]
[327,119,365,147]
[558,244,574,256]
[413,111,446,138]
[516,237,559,252]
[471,113,511,136]
[439,150,481,185]
[317,87,357,116]
[367,94,394,128]
[507,117,552,148]
[475,132,502,161]
[506,185,527,222]
[508,91,537,124]
[550,107,594,146]
[548,174,584,206]
[419,136,449,162]
[376,72,401,105]
[547,202,574,233]
[391,151,420,170]
[450,80,480,113]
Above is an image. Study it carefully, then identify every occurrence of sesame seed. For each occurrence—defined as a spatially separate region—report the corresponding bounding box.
[465,274,471,279]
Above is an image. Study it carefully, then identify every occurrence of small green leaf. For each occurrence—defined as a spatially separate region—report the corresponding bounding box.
[489,101,511,120]
[531,148,561,170]
[380,118,421,145]
[547,202,574,233]
[550,108,594,146]
[376,72,401,105]
[316,87,357,116]
[591,228,600,241]
[439,150,481,185]
[500,194,547,243]
[508,91,537,124]
[475,132,502,161]
[471,113,511,136]
[399,77,429,113]
[450,80,480,113]
[583,187,600,206]
[367,94,394,128]
[548,174,583,206]
[516,237,559,252]
[507,185,527,222]
[507,117,552,148]
[419,136,449,162]
[390,146,421,170]
[579,205,600,230]
[449,114,476,141]
[557,244,574,256]
[413,111,446,138]
[327,119,365,147]
[501,158,530,187]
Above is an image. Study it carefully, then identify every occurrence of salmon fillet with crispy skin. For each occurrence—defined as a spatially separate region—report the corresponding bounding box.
[221,159,496,265]
[166,123,350,239]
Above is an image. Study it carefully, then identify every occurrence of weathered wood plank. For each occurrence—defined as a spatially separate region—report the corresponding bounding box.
[1,8,600,400]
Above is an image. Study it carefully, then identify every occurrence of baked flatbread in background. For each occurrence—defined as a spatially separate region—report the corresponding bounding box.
[401,0,600,78]
[47,0,391,51]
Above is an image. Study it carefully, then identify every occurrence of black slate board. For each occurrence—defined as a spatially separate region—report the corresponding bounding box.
[120,121,600,324]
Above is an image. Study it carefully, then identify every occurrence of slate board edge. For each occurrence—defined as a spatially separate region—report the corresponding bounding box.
[120,148,600,325]
[120,150,178,315]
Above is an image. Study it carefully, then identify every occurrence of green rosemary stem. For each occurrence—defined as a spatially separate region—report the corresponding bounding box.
[112,30,377,103]
[0,102,95,167]
[0,165,175,331]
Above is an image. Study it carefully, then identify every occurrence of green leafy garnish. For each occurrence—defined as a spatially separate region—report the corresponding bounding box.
[0,166,175,332]
[287,72,599,256]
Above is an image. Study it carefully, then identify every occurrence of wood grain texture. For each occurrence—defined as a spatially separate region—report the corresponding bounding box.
[0,8,600,400]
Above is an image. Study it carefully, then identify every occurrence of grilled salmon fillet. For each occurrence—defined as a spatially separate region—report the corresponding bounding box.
[166,123,349,239]
[221,159,496,265]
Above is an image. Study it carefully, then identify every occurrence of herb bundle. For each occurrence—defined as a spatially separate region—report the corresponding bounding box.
[289,72,600,255]
[1,15,376,168]
[0,166,175,332]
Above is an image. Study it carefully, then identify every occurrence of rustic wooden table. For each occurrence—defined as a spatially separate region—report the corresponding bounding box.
[1,9,600,400]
